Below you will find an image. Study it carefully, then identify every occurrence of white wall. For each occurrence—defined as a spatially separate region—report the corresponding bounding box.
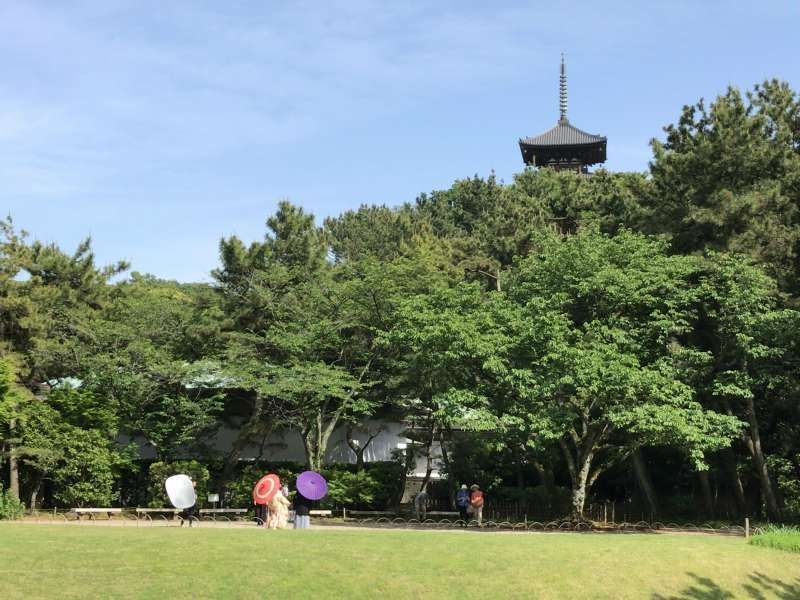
[129,419,444,478]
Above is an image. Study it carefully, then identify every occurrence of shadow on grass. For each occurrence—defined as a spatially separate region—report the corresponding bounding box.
[652,572,800,600]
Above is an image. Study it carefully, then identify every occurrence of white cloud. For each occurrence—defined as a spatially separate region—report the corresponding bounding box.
[0,2,562,200]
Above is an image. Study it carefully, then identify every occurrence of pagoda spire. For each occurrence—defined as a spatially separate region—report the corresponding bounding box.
[519,54,607,172]
[559,53,568,123]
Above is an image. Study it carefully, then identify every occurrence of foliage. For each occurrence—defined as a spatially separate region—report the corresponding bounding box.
[222,462,305,509]
[768,455,800,515]
[222,461,402,510]
[324,470,383,508]
[649,80,800,292]
[2,78,800,523]
[50,429,130,507]
[503,230,743,517]
[0,483,24,519]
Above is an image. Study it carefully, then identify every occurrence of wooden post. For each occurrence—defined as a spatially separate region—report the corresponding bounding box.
[745,517,750,541]
[343,507,346,520]
[604,503,607,524]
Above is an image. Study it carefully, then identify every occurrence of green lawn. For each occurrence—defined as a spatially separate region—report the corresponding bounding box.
[1,524,799,599]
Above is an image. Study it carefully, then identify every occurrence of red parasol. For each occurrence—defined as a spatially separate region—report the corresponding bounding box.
[252,473,281,505]
[296,471,328,501]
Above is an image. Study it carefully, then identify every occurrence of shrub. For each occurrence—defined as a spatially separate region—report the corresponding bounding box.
[324,470,382,508]
[220,461,403,510]
[51,430,121,507]
[358,462,404,508]
[767,455,800,515]
[0,484,25,520]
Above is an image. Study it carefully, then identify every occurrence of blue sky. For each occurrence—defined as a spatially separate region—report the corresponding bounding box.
[2,1,798,282]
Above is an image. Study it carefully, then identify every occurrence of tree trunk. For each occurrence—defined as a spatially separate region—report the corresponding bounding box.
[698,470,714,517]
[302,430,322,472]
[219,397,267,493]
[345,424,382,472]
[725,450,747,516]
[631,450,658,518]
[439,432,451,473]
[512,445,526,489]
[301,410,339,472]
[394,439,416,510]
[560,437,593,521]
[743,396,780,520]
[418,426,436,493]
[532,460,556,497]
[354,447,365,471]
[571,462,591,520]
[30,478,42,511]
[720,389,780,520]
[8,418,20,502]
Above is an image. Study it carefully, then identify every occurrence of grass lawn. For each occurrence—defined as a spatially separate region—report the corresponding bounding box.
[2,524,799,599]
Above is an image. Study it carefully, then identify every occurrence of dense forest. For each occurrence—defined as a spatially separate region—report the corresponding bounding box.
[2,79,799,522]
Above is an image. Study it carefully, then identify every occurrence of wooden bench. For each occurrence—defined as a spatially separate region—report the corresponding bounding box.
[73,508,123,521]
[309,510,332,518]
[346,510,396,519]
[426,511,459,517]
[199,508,247,521]
[135,508,180,520]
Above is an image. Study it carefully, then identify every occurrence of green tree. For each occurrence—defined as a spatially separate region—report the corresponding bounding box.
[214,201,380,474]
[0,356,32,501]
[381,283,524,493]
[649,80,800,291]
[693,252,798,519]
[259,362,370,471]
[507,230,742,519]
[325,204,417,263]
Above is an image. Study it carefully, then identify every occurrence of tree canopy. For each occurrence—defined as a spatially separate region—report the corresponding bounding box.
[2,78,800,522]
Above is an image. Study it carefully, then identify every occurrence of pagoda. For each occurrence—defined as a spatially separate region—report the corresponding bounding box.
[519,56,607,173]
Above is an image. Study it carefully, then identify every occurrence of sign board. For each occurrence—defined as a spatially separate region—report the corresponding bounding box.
[207,493,220,503]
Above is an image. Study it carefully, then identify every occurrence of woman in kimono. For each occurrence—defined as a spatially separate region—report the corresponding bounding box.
[267,487,291,529]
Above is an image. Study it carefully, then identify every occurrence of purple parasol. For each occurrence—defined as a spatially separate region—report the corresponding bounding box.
[296,471,328,501]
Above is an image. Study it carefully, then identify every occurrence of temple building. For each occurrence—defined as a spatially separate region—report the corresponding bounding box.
[519,56,607,173]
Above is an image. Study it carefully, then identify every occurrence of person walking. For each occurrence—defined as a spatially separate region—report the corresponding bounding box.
[293,491,313,529]
[414,486,430,521]
[255,500,267,526]
[470,484,485,526]
[456,484,471,524]
[180,479,198,527]
[267,486,291,529]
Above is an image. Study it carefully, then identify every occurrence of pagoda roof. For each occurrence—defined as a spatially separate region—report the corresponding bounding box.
[520,119,606,147]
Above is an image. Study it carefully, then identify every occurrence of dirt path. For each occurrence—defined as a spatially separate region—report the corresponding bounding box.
[5,518,744,538]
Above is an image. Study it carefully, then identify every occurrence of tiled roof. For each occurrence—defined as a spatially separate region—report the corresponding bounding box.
[520,120,606,147]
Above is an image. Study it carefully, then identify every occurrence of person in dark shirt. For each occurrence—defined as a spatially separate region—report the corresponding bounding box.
[180,479,198,527]
[294,492,313,529]
[254,501,267,526]
[414,486,430,521]
[456,484,471,525]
